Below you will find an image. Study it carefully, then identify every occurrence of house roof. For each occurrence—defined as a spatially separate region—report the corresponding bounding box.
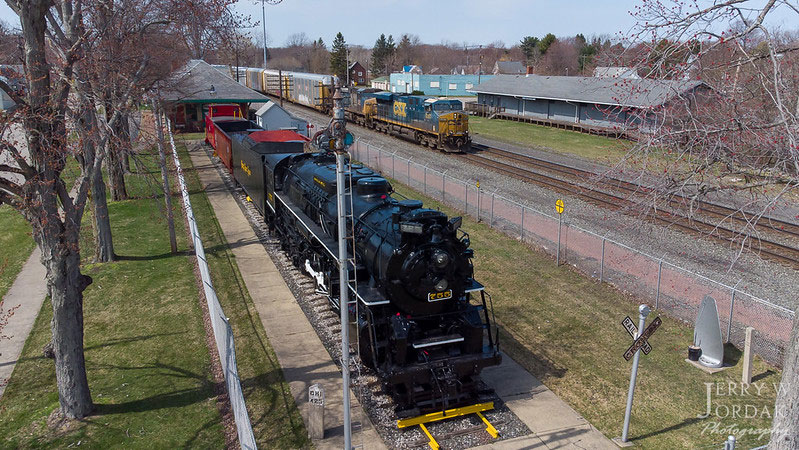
[160,60,269,104]
[469,74,704,108]
[348,61,362,70]
[494,61,525,74]
[593,66,640,79]
[371,76,388,82]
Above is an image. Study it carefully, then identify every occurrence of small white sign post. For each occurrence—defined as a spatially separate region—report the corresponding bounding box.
[308,383,325,439]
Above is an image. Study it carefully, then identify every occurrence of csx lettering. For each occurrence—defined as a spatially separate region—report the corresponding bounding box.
[393,102,407,117]
[240,160,252,176]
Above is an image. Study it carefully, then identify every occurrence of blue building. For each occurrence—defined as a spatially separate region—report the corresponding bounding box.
[388,73,493,97]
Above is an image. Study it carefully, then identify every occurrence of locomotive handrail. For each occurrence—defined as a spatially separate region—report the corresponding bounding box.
[273,192,337,260]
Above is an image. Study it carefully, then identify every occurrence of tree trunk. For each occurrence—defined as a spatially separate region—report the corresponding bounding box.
[107,138,128,201]
[91,157,115,262]
[768,313,799,449]
[44,244,93,419]
[154,108,178,253]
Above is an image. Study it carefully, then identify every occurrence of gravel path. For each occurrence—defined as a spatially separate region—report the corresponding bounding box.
[280,102,799,314]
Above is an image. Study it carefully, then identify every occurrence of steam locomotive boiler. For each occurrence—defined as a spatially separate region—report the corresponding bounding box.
[254,148,501,415]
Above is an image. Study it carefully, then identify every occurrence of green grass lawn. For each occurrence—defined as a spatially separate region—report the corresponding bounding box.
[469,116,632,163]
[0,205,35,300]
[0,142,307,448]
[390,180,780,449]
[176,137,309,447]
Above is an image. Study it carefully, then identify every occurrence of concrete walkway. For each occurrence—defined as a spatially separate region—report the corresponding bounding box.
[0,247,48,399]
[476,353,617,449]
[188,146,386,449]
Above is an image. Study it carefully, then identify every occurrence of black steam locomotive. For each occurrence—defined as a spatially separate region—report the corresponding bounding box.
[230,129,501,415]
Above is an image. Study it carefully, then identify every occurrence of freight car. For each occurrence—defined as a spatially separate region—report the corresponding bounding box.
[205,115,260,173]
[245,68,333,114]
[238,67,470,151]
[346,89,470,151]
[232,143,501,415]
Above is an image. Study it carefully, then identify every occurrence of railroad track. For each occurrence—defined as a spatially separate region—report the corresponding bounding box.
[275,98,799,267]
[462,147,799,268]
[473,143,799,240]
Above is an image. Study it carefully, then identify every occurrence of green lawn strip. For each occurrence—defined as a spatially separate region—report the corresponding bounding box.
[0,153,225,448]
[176,137,310,448]
[389,179,779,449]
[0,205,36,300]
[469,116,631,164]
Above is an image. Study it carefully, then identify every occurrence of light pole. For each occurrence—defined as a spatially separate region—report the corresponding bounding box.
[261,0,268,68]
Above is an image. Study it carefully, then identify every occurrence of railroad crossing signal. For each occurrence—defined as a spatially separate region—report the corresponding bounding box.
[621,316,651,355]
[555,199,564,214]
[623,316,662,361]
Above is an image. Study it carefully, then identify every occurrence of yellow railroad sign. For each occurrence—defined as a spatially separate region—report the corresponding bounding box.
[555,199,565,214]
[476,180,480,189]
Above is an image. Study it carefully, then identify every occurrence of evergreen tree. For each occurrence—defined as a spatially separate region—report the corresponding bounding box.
[385,34,396,74]
[330,32,348,79]
[371,33,388,76]
[538,33,557,55]
[520,36,539,64]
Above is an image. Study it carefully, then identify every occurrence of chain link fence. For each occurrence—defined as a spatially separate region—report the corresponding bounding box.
[167,119,257,449]
[351,139,795,367]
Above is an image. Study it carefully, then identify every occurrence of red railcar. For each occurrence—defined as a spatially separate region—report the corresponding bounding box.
[209,117,258,173]
[204,103,246,146]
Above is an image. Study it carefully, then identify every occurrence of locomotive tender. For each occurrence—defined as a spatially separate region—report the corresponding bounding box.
[238,67,471,152]
[226,124,501,415]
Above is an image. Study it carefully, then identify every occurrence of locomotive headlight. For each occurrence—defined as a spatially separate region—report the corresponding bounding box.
[434,278,449,292]
[432,250,450,269]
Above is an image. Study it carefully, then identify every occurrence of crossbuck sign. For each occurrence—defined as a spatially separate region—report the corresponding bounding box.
[622,316,662,361]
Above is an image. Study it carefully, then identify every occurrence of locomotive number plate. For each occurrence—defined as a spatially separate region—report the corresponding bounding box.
[428,290,453,302]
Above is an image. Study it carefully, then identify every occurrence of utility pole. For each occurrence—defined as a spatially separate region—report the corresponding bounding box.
[346,46,350,86]
[332,79,352,450]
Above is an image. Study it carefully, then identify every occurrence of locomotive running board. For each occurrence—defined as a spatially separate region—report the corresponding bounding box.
[397,402,497,450]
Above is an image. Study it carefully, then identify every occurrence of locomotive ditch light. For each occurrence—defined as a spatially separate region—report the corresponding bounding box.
[448,216,462,231]
[400,222,424,234]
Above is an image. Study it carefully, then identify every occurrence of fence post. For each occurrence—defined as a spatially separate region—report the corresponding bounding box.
[727,280,741,343]
[392,152,395,178]
[490,193,495,226]
[520,205,525,240]
[407,159,411,185]
[465,183,468,215]
[600,237,606,282]
[655,259,663,309]
[442,173,446,203]
[477,186,481,222]
[367,143,370,167]
[424,166,427,195]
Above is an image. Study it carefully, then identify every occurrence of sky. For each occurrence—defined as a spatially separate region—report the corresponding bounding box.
[0,0,796,48]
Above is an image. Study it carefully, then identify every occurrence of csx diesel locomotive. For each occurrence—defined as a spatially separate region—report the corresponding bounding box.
[236,67,472,152]
[228,127,500,414]
[346,89,471,152]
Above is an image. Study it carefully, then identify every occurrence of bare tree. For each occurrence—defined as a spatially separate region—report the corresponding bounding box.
[618,2,797,447]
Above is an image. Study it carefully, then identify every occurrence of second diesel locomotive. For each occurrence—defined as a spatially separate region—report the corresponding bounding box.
[229,129,500,415]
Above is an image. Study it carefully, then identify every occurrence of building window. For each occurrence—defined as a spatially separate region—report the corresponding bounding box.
[414,81,419,89]
[448,83,457,90]
[358,71,363,76]
[430,81,440,88]
[465,83,474,89]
